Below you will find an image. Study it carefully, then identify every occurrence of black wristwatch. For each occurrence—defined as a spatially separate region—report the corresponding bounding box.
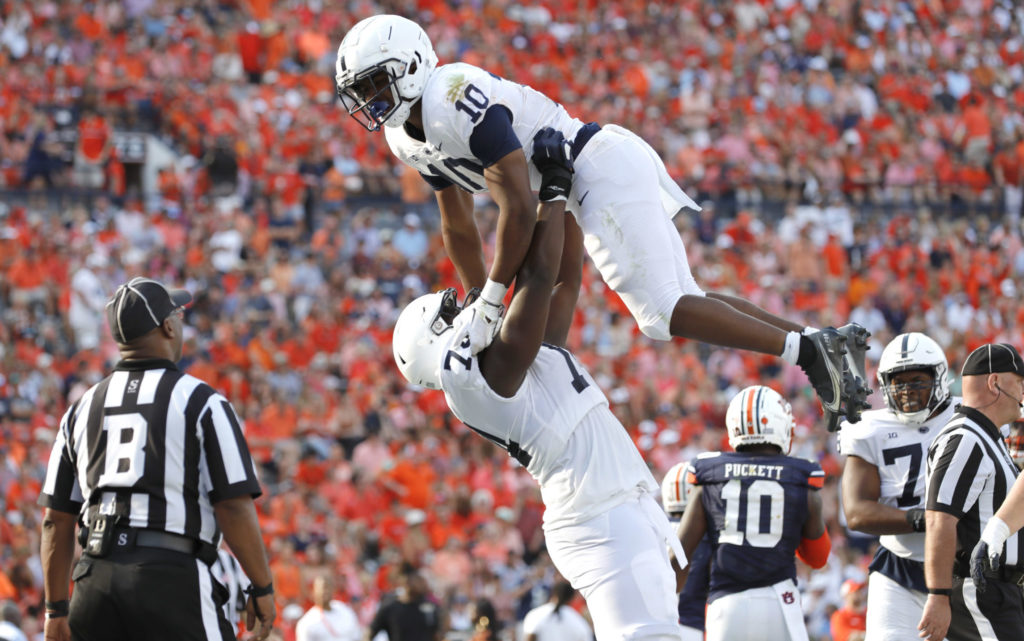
[45,599,70,619]
[927,587,952,597]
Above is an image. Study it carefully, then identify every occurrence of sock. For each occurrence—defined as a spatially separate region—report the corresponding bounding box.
[797,336,817,369]
[781,331,801,365]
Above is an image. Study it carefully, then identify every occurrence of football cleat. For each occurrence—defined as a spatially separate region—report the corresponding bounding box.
[801,327,847,432]
[801,326,871,433]
[836,323,873,426]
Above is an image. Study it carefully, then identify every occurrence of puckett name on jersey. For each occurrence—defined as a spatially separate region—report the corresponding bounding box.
[724,463,785,481]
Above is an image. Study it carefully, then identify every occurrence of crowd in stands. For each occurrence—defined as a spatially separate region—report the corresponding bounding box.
[2,0,1024,640]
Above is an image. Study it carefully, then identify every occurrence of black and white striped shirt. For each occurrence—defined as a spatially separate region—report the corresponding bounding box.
[39,358,262,546]
[926,406,1023,570]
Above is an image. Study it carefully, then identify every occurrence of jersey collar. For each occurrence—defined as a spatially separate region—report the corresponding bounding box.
[958,405,1001,441]
[114,358,180,371]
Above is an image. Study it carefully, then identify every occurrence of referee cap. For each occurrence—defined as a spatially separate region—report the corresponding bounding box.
[106,277,192,343]
[961,343,1024,377]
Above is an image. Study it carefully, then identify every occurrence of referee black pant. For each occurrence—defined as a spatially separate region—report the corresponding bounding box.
[949,574,1024,641]
[69,546,235,641]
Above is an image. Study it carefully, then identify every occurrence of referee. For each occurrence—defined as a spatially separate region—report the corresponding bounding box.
[918,343,1024,641]
[38,277,277,641]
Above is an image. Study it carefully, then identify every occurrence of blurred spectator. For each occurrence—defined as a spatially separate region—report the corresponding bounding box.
[391,214,428,266]
[295,575,360,641]
[367,567,446,641]
[72,105,111,189]
[829,580,867,641]
[0,601,26,641]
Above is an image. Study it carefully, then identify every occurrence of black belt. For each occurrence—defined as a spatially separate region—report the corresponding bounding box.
[110,527,218,565]
[571,122,600,160]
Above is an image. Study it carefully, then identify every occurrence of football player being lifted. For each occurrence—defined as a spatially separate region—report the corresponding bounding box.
[678,385,830,641]
[334,14,870,431]
[392,129,686,640]
[839,333,957,641]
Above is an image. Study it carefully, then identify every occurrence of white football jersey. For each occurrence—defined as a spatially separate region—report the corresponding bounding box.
[438,330,658,529]
[384,62,586,194]
[839,399,960,560]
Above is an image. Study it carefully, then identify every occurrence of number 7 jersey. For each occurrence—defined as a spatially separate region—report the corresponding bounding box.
[384,62,586,194]
[690,452,825,603]
[439,332,659,530]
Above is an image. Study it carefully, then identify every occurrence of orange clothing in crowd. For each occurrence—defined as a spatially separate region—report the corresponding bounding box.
[77,114,110,162]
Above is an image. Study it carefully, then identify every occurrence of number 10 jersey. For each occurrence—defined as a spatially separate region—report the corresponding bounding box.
[439,333,659,531]
[690,452,825,603]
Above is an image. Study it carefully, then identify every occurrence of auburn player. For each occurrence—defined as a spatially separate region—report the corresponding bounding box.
[334,14,870,432]
[662,462,710,641]
[678,386,830,641]
[838,333,957,640]
[392,129,684,640]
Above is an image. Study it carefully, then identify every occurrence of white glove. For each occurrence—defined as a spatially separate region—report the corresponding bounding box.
[980,516,1011,570]
[452,280,506,355]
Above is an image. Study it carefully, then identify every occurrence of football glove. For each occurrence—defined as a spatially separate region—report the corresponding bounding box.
[452,280,506,356]
[970,516,1011,592]
[532,127,574,202]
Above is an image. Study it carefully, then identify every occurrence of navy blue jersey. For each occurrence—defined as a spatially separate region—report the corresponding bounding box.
[691,452,824,602]
[678,536,711,629]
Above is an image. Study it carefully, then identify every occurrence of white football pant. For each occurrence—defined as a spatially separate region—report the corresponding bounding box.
[705,579,808,641]
[866,571,945,641]
[545,492,683,640]
[570,125,704,341]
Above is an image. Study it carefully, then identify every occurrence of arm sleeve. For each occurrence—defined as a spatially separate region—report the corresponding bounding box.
[38,404,84,514]
[796,529,831,569]
[926,431,986,518]
[468,105,521,167]
[838,427,875,463]
[200,395,263,502]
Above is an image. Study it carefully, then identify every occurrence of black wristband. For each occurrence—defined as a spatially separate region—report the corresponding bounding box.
[538,168,573,202]
[906,508,926,532]
[245,581,274,598]
[927,587,952,597]
[45,599,70,617]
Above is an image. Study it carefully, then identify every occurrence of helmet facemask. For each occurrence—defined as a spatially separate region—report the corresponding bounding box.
[392,289,462,389]
[880,365,946,425]
[337,62,411,132]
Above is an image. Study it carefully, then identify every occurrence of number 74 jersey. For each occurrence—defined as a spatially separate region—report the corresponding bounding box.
[690,452,825,603]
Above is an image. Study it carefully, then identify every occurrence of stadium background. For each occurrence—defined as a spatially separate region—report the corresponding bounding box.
[1,0,1023,638]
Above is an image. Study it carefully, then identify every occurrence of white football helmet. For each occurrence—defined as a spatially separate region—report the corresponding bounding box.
[335,15,438,131]
[726,386,794,453]
[877,333,950,425]
[392,289,460,389]
[661,461,693,516]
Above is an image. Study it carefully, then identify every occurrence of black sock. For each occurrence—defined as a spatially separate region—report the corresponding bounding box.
[797,336,816,369]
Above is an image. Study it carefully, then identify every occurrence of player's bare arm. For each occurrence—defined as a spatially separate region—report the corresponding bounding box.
[802,488,826,540]
[842,455,918,535]
[482,148,539,288]
[436,184,486,291]
[478,198,566,397]
[41,508,76,641]
[679,485,707,561]
[542,215,584,349]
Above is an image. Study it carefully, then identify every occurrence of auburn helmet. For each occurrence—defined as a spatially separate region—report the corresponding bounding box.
[661,461,693,516]
[725,385,794,453]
